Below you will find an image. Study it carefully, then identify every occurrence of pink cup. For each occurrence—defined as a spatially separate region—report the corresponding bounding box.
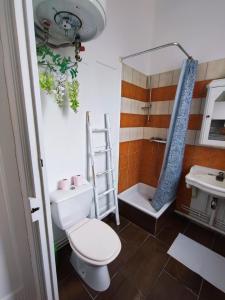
[57,179,70,190]
[71,175,84,187]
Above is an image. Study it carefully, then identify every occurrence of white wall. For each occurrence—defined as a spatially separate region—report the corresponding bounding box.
[41,0,154,192]
[38,0,154,242]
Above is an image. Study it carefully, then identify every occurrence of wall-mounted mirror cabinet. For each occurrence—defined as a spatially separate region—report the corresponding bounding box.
[199,79,225,148]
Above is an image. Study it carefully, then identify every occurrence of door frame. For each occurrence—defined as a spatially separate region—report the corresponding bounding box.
[0,0,59,299]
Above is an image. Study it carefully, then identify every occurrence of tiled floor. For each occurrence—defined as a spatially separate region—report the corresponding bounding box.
[57,213,225,300]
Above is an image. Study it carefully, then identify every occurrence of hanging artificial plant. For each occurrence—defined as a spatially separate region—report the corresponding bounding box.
[36,44,80,112]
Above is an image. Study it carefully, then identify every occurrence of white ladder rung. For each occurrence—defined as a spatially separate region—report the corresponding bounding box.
[94,148,111,154]
[96,168,113,177]
[98,188,115,199]
[99,206,116,220]
[92,128,108,133]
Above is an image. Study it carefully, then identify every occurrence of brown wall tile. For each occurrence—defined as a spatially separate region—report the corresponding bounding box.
[193,80,211,98]
[145,114,203,130]
[120,113,146,128]
[150,80,211,102]
[118,140,144,193]
[121,80,148,102]
[151,85,177,101]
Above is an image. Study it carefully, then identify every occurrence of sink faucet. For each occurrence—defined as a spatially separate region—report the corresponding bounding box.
[216,172,224,182]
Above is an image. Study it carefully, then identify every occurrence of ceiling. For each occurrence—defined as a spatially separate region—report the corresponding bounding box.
[33,0,225,75]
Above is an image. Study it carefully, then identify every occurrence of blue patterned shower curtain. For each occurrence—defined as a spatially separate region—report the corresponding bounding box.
[151,59,198,211]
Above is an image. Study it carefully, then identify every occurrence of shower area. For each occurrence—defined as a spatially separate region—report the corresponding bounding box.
[118,43,197,233]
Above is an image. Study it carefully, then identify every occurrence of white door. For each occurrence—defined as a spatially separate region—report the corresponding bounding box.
[0,0,58,299]
[0,35,39,300]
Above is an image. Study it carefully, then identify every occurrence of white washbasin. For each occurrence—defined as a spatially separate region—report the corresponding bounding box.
[186,165,225,198]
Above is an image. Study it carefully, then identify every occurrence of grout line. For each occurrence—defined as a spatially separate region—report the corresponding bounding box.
[148,255,170,295]
[164,269,199,298]
[81,282,96,300]
[117,221,130,234]
[197,279,204,300]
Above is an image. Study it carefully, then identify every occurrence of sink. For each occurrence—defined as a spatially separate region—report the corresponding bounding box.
[186,165,225,198]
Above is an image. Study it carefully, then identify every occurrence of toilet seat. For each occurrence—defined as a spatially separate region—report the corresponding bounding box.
[66,218,121,266]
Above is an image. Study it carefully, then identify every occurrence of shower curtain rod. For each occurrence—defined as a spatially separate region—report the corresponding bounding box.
[121,42,192,62]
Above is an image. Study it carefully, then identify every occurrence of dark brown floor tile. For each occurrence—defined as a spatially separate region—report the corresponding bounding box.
[57,245,74,282]
[146,271,197,300]
[157,213,189,246]
[57,245,98,298]
[212,233,225,258]
[59,273,91,300]
[199,280,225,300]
[96,272,144,300]
[104,214,130,233]
[109,237,139,277]
[185,222,215,248]
[121,236,169,296]
[165,258,202,294]
[119,222,149,249]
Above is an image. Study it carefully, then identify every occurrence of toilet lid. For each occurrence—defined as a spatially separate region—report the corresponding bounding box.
[68,219,121,262]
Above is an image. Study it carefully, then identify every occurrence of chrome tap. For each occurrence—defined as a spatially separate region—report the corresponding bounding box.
[216,172,224,182]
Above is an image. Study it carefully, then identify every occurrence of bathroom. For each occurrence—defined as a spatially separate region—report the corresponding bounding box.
[1,0,225,299]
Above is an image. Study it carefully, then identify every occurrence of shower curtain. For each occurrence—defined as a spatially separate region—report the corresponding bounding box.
[151,59,198,211]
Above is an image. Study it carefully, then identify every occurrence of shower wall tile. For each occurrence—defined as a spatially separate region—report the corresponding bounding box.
[151,85,177,101]
[196,62,208,81]
[168,100,174,114]
[119,128,130,142]
[194,130,201,145]
[200,98,206,114]
[146,115,170,128]
[192,80,211,98]
[121,98,148,115]
[190,98,202,114]
[150,80,210,102]
[172,69,181,85]
[121,81,148,101]
[141,73,148,89]
[119,127,144,142]
[120,113,146,128]
[130,99,146,115]
[132,69,141,87]
[145,115,202,131]
[151,101,170,115]
[129,127,144,141]
[122,63,133,83]
[149,74,160,88]
[188,114,203,130]
[205,58,225,80]
[118,140,144,193]
[185,130,197,145]
[143,127,167,140]
[158,71,173,87]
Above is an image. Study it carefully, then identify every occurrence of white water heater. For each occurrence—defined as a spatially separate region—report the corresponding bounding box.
[33,0,106,47]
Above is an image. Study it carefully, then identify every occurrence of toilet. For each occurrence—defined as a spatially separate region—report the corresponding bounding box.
[50,182,121,291]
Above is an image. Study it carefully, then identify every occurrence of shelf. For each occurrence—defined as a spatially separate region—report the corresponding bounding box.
[149,139,167,144]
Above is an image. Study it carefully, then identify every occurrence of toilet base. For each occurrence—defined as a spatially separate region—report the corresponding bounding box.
[70,251,110,291]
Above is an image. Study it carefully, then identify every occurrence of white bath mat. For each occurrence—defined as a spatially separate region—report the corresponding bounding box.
[168,233,225,293]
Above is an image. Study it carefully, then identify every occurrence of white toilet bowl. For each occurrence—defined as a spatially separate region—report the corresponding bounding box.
[66,218,121,291]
